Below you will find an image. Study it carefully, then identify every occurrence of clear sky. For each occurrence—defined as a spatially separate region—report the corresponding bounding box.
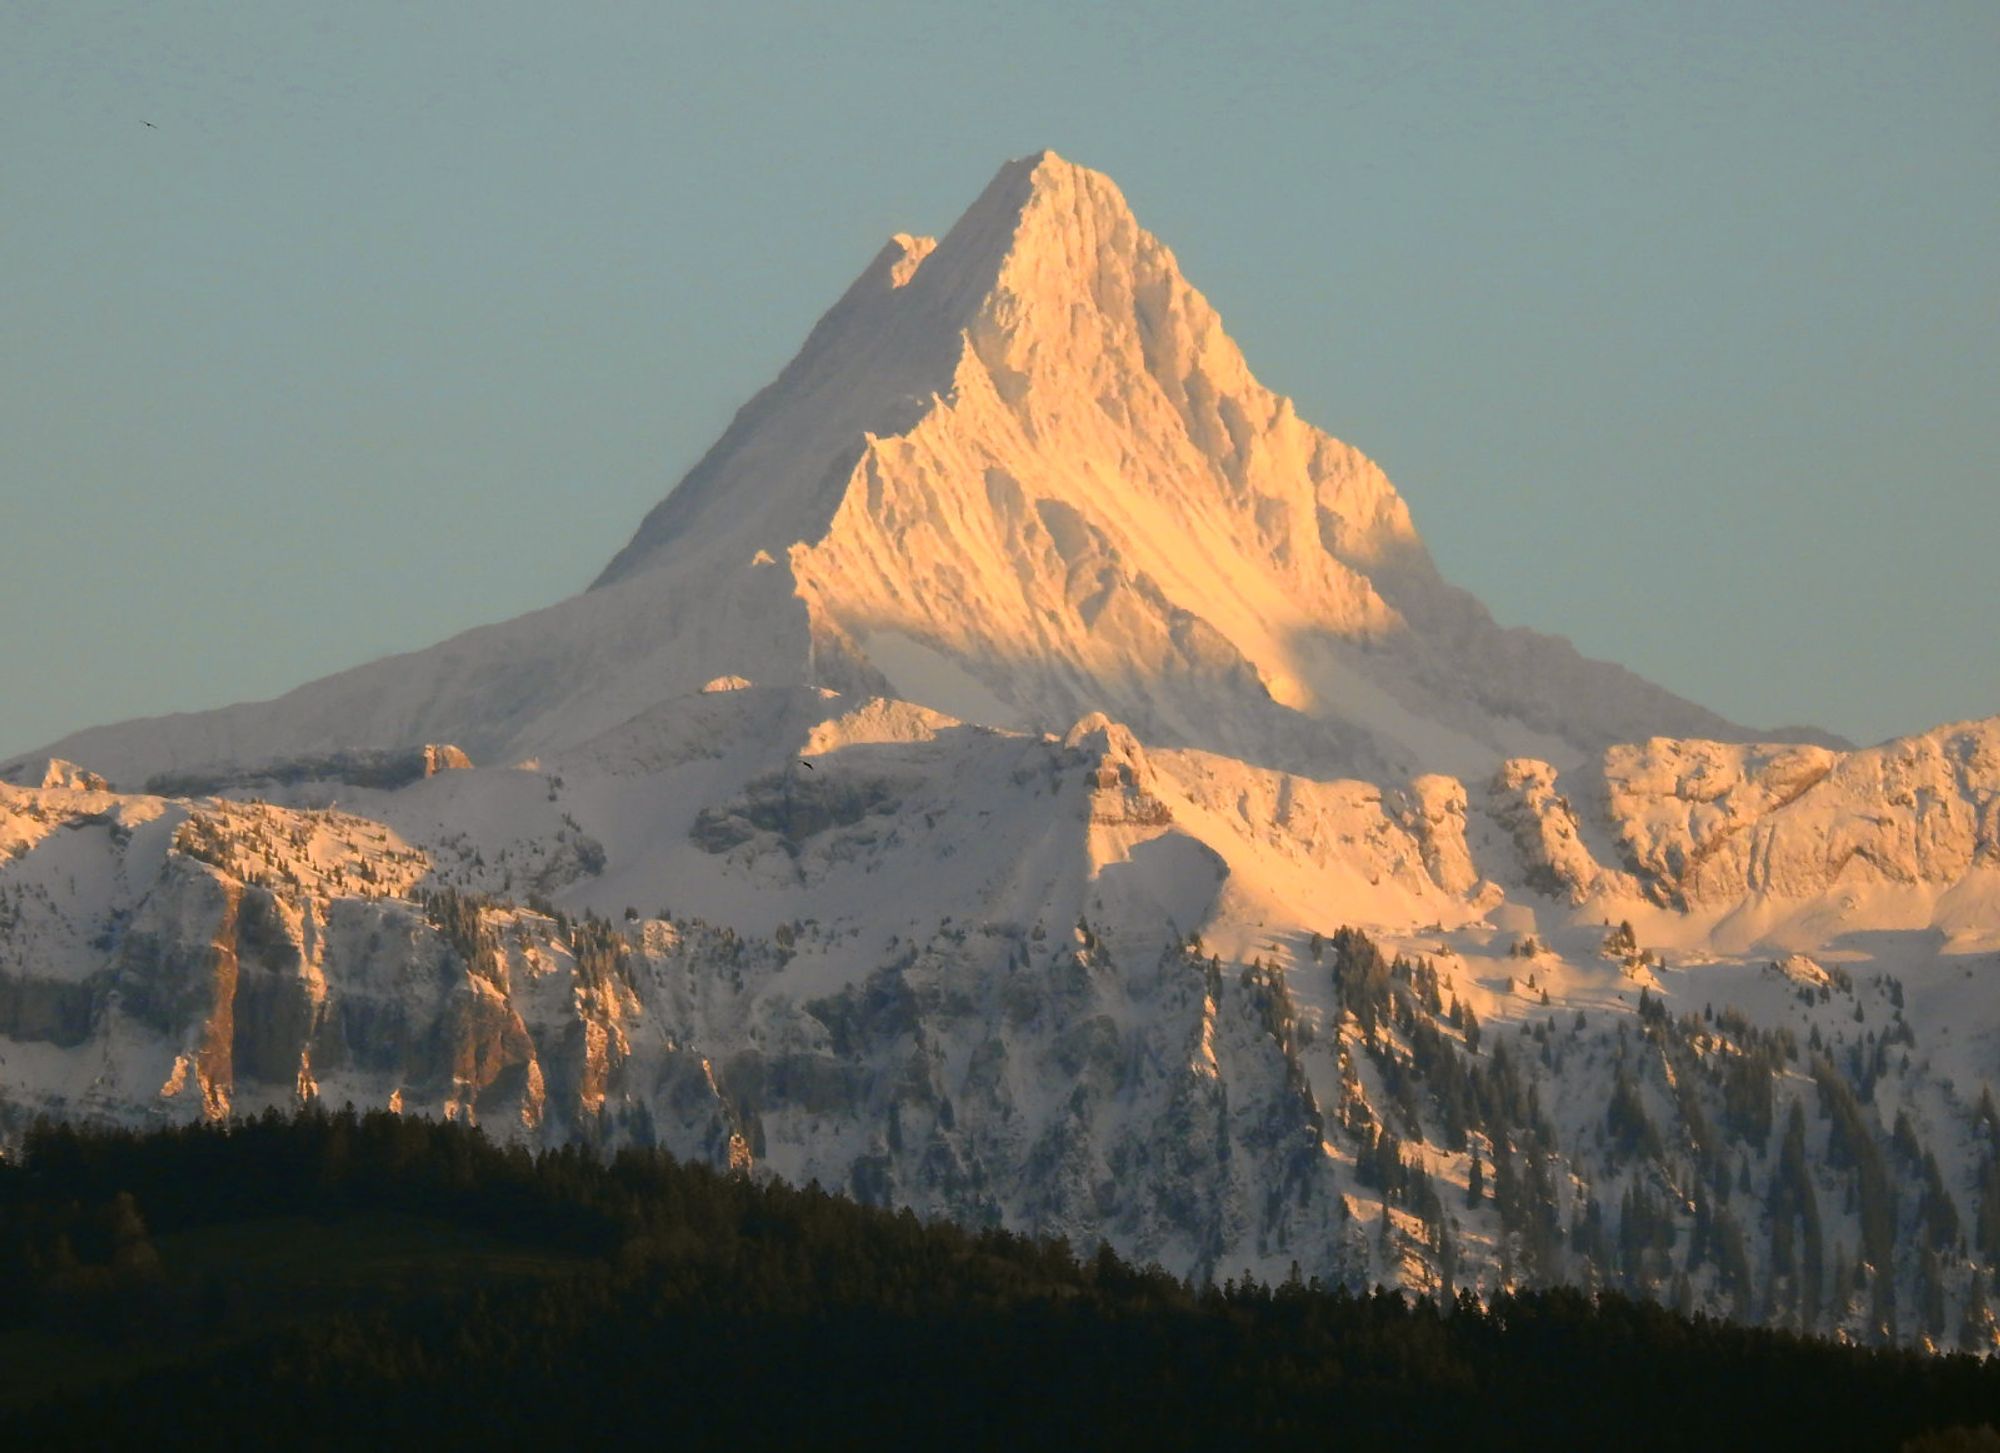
[3,2,1994,756]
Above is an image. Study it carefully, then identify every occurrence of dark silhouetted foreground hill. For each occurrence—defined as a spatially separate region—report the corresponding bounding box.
[3,1110,1998,1450]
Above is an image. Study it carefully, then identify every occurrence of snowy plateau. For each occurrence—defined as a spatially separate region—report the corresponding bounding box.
[4,151,1997,1348]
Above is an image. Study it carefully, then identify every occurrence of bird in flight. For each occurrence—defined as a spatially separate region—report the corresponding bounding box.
[142,120,157,128]
[799,760,816,771]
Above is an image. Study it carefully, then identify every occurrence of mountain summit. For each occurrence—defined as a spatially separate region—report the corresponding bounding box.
[20,151,1751,788]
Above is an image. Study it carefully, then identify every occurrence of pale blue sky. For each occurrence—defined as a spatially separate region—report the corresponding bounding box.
[3,2,1994,755]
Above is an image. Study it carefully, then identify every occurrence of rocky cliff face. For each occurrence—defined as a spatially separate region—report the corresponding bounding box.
[0,777,747,1157]
[1604,723,2000,910]
[4,689,1998,1347]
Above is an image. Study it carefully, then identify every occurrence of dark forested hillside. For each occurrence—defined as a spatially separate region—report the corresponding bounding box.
[3,1111,1998,1450]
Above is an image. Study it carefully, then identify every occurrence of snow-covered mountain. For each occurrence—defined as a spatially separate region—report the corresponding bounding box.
[3,152,1994,1348]
[18,152,1759,792]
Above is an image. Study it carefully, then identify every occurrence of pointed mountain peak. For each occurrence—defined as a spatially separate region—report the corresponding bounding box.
[962,148,1139,234]
[1018,148,1141,227]
[910,149,1150,303]
[593,151,1162,590]
[830,152,1126,310]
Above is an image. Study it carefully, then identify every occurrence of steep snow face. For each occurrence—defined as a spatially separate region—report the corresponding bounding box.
[16,151,1749,792]
[594,226,969,590]
[783,155,1415,770]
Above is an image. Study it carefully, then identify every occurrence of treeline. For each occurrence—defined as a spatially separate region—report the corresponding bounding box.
[2,1110,1997,1450]
[1312,923,2000,1347]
